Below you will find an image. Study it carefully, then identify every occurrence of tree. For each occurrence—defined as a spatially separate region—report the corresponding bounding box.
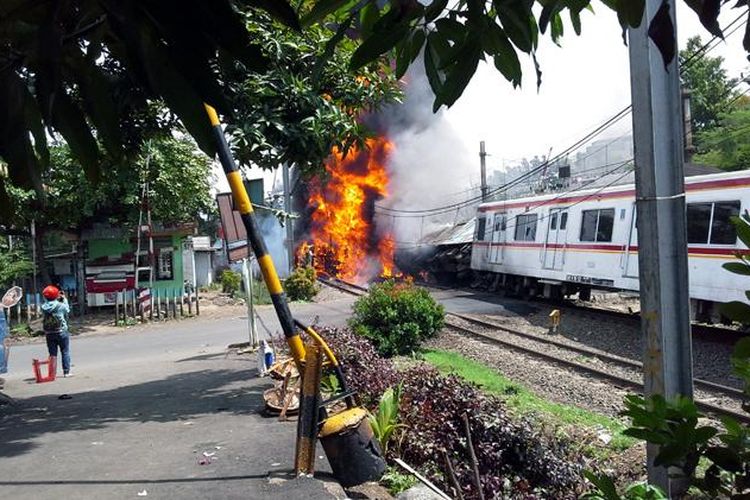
[694,104,750,171]
[226,13,402,177]
[680,36,740,132]
[0,0,746,203]
[5,133,214,282]
[329,0,750,111]
[0,241,33,289]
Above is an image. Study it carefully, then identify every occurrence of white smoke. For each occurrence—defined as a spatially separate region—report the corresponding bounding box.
[378,64,479,246]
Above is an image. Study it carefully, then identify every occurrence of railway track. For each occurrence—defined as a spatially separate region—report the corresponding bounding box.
[319,276,750,424]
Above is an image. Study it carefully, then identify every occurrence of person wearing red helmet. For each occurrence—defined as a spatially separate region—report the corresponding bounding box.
[41,285,72,377]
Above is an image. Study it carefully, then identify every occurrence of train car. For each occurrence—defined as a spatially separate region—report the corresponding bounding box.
[470,170,750,322]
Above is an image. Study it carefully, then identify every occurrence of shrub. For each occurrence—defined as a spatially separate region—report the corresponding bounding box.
[284,266,319,301]
[221,269,241,295]
[349,280,444,357]
[319,326,583,498]
[398,364,583,499]
[315,326,400,408]
[368,384,404,456]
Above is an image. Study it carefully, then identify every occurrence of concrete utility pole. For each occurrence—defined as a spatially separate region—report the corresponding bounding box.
[241,257,258,348]
[282,163,294,274]
[628,0,694,495]
[479,141,488,201]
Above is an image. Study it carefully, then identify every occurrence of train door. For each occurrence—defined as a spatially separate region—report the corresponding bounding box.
[623,204,639,277]
[543,208,568,270]
[489,213,506,264]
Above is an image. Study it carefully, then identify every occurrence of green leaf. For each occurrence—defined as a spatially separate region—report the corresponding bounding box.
[720,301,750,323]
[569,9,582,35]
[69,50,123,160]
[683,0,722,39]
[313,12,356,83]
[705,446,743,473]
[723,262,750,276]
[623,428,669,444]
[731,337,750,360]
[539,0,561,34]
[409,29,426,63]
[438,38,481,107]
[550,12,564,43]
[486,22,521,86]
[359,2,380,38]
[302,0,351,27]
[50,90,101,183]
[731,215,750,247]
[435,18,466,42]
[494,0,535,53]
[424,35,445,111]
[0,177,13,222]
[425,0,449,22]
[617,0,645,28]
[583,470,620,500]
[350,22,410,70]
[243,0,301,29]
[693,425,718,443]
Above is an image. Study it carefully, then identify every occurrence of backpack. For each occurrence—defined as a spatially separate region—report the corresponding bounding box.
[43,311,62,333]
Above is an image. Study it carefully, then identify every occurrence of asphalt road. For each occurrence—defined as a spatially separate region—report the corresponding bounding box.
[0,288,534,499]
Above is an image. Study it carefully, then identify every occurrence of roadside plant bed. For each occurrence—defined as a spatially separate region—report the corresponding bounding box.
[320,327,585,499]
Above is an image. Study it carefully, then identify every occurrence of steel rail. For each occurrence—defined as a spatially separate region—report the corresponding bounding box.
[320,276,750,424]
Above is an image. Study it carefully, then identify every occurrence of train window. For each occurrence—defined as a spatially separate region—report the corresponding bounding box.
[687,201,740,244]
[687,203,712,243]
[560,212,568,230]
[710,201,740,244]
[501,215,507,231]
[476,217,487,241]
[550,212,558,230]
[514,213,538,241]
[580,208,615,242]
[597,209,615,242]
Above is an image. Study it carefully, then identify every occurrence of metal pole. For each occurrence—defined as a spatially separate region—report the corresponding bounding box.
[479,141,488,202]
[30,220,37,299]
[242,258,258,348]
[628,1,693,495]
[282,163,294,275]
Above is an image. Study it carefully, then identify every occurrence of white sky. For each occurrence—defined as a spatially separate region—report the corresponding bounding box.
[216,5,749,194]
[445,4,750,179]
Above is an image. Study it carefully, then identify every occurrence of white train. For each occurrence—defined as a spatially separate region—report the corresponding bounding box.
[470,170,750,322]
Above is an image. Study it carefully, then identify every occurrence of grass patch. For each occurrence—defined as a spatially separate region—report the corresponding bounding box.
[422,349,635,454]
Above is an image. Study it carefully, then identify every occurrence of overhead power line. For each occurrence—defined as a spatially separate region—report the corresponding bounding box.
[376,10,748,218]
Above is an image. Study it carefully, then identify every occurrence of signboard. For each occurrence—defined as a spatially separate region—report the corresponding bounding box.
[216,178,263,263]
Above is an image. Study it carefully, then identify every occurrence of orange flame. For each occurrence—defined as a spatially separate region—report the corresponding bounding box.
[298,137,397,283]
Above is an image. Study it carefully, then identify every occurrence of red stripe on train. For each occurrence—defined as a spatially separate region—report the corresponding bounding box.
[478,175,750,212]
[473,241,750,256]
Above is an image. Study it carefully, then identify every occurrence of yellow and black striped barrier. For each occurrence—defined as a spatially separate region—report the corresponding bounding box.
[204,104,306,366]
[203,103,385,485]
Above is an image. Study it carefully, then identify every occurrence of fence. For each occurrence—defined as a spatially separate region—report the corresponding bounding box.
[113,287,200,324]
[2,288,82,329]
[1,286,200,329]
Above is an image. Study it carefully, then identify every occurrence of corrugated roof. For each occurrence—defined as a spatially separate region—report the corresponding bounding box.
[419,219,475,246]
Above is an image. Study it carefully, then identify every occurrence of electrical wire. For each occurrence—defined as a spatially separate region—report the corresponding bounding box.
[375,10,748,218]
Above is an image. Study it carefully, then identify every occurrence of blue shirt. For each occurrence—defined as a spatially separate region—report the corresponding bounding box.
[0,308,7,374]
[41,297,70,333]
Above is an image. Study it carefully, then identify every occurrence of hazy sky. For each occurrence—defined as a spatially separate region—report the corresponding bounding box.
[444,4,750,179]
[217,5,749,195]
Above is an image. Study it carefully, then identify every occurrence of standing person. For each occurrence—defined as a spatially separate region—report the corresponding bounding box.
[41,285,72,377]
[0,305,8,389]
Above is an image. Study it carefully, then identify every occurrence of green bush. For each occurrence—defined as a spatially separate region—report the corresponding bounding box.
[220,269,241,295]
[284,266,319,301]
[349,280,444,357]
